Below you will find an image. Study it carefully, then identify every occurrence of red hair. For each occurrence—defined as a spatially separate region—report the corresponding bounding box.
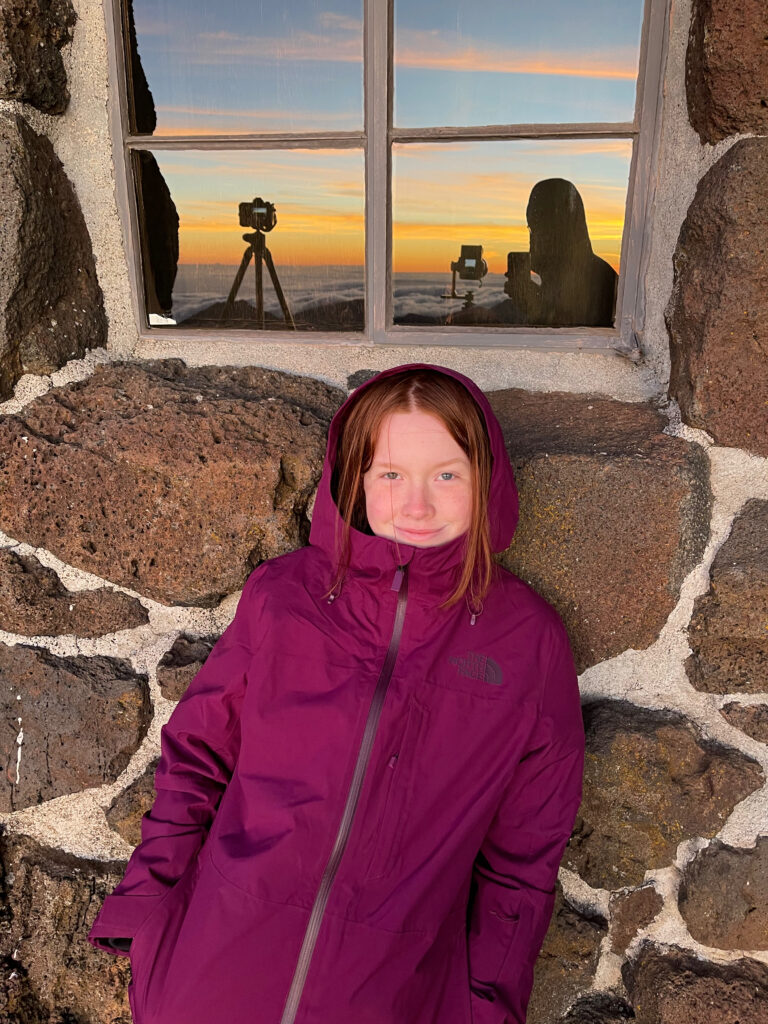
[329,369,495,610]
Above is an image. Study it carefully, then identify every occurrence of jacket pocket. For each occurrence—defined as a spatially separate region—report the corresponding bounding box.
[468,894,524,987]
[129,854,203,1019]
[364,695,429,882]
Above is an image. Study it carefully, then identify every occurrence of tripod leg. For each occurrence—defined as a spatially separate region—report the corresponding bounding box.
[226,248,253,306]
[263,246,296,329]
[255,249,264,328]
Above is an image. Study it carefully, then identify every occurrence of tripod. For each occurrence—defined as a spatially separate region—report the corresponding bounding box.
[226,229,295,329]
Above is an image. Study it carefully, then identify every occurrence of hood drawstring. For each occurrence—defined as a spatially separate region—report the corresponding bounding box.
[326,577,344,605]
[467,597,484,626]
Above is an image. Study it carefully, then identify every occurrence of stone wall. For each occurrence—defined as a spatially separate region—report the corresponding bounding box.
[0,1,766,1023]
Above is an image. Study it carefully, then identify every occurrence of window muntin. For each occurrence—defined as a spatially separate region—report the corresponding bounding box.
[113,0,665,349]
[393,0,644,128]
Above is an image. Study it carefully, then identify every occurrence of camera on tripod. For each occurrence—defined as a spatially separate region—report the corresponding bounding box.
[227,194,294,328]
[238,197,277,233]
[443,244,488,299]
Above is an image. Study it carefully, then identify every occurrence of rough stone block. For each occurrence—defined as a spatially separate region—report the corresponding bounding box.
[667,138,768,456]
[622,943,768,1022]
[0,0,75,114]
[679,837,768,950]
[565,700,764,890]
[0,547,148,638]
[106,756,160,848]
[0,360,345,606]
[0,829,131,1020]
[687,498,768,693]
[561,993,635,1024]
[0,644,150,811]
[156,634,217,702]
[609,885,663,955]
[687,0,768,143]
[525,883,606,1024]
[491,389,711,672]
[0,113,106,400]
[720,702,768,743]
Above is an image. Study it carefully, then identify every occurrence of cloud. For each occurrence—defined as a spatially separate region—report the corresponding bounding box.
[150,20,637,83]
[317,12,363,32]
[155,104,359,134]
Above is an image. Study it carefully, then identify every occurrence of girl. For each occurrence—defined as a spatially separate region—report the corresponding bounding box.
[88,363,585,1024]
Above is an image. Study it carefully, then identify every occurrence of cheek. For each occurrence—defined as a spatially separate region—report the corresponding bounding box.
[442,486,473,525]
[363,481,392,525]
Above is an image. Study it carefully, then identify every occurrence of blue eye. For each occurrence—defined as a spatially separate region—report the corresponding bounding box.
[383,471,399,480]
[439,472,455,480]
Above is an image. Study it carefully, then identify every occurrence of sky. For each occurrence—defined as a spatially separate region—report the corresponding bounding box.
[133,0,642,272]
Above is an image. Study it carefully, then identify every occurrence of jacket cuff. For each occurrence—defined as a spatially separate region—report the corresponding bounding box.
[87,891,166,956]
[470,989,508,1024]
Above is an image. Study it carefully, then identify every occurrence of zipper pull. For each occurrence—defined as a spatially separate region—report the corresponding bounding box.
[387,754,399,769]
[470,612,477,626]
[390,565,407,592]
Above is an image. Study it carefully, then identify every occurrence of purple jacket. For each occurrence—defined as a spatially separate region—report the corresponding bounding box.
[88,363,585,1024]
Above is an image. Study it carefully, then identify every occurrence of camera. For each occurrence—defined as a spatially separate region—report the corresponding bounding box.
[504,250,531,297]
[451,245,487,282]
[238,197,277,233]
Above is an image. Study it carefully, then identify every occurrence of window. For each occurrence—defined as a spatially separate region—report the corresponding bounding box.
[108,0,668,353]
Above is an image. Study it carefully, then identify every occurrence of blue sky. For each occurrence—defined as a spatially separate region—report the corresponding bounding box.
[131,0,643,133]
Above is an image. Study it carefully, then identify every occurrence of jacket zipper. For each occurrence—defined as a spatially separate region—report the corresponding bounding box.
[278,564,409,1024]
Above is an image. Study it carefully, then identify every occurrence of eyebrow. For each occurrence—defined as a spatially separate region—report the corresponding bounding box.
[369,457,468,470]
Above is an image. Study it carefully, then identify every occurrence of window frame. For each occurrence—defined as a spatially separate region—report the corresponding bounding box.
[105,0,670,357]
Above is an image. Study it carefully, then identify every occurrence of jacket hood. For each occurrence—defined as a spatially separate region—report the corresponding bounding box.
[309,363,519,584]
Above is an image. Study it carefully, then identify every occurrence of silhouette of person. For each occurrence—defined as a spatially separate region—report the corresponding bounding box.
[505,178,618,327]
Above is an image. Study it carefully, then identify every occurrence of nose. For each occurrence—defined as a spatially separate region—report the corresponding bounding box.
[401,481,434,520]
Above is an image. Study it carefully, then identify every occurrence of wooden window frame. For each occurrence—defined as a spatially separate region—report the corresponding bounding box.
[105,0,670,357]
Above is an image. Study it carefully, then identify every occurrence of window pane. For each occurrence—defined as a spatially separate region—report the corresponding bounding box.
[394,0,644,128]
[135,149,364,332]
[392,139,632,328]
[123,0,363,135]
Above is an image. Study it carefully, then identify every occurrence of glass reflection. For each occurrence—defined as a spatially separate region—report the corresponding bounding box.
[392,139,631,328]
[123,0,363,135]
[137,149,365,331]
[394,0,644,128]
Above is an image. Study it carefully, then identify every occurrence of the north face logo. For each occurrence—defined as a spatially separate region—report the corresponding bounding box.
[449,652,503,685]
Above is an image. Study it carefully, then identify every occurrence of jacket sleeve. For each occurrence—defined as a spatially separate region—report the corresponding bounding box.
[87,568,262,957]
[467,615,585,1024]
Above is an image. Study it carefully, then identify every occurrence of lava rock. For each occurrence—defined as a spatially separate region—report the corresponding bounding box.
[0,643,150,811]
[0,113,106,400]
[686,499,768,693]
[679,837,768,950]
[526,883,606,1024]
[719,702,768,744]
[667,138,768,456]
[156,634,218,702]
[106,756,160,848]
[0,360,344,606]
[0,827,131,1021]
[622,942,768,1022]
[565,700,764,890]
[0,0,76,114]
[0,547,148,638]
[491,389,711,672]
[687,0,768,143]
[609,885,663,954]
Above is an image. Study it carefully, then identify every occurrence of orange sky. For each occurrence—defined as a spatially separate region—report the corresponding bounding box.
[161,141,630,274]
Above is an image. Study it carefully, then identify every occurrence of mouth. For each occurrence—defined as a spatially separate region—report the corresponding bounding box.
[396,526,444,539]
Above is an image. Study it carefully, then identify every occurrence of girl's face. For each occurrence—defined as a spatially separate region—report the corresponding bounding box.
[363,409,473,547]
